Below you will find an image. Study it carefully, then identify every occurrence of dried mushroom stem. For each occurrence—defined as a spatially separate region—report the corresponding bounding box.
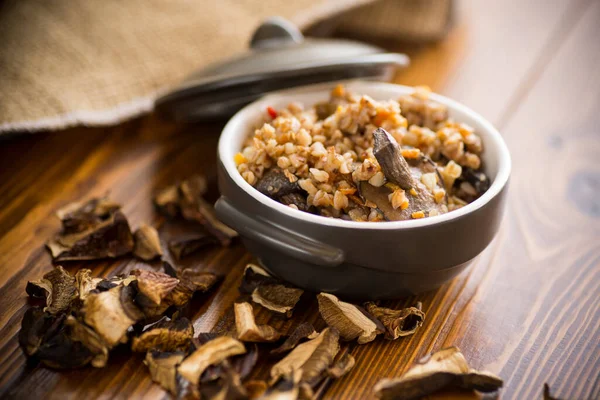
[132,224,162,260]
[177,336,246,385]
[373,347,503,400]
[317,293,382,344]
[235,302,282,343]
[365,302,425,340]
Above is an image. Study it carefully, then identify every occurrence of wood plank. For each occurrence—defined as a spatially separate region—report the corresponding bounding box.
[0,0,598,398]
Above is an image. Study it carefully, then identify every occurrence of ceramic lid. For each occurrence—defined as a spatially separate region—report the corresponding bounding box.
[155,17,409,122]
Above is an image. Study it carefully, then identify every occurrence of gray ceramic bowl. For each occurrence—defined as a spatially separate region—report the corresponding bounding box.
[215,81,511,299]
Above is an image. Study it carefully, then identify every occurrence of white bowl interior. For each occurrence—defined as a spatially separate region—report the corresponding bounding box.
[219,81,511,230]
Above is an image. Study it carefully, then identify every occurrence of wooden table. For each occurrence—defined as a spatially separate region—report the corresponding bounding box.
[1,1,599,399]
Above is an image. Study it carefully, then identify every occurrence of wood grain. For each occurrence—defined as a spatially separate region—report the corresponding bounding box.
[0,0,599,399]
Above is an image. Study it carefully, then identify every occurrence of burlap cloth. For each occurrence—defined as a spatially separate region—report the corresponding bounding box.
[0,0,451,133]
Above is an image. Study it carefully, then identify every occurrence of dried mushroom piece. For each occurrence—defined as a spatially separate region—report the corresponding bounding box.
[154,175,208,218]
[365,128,447,221]
[271,323,318,355]
[168,269,221,308]
[327,353,355,379]
[19,307,62,357]
[82,285,142,347]
[256,168,301,199]
[95,274,136,291]
[26,266,77,314]
[168,231,217,260]
[74,269,101,301]
[18,308,94,369]
[56,197,121,234]
[133,224,163,260]
[145,350,186,394]
[259,374,300,400]
[179,179,238,247]
[235,302,282,343]
[132,317,194,352]
[154,184,182,218]
[271,328,340,387]
[177,336,246,386]
[240,264,304,318]
[200,367,249,400]
[317,293,382,344]
[543,383,564,400]
[65,315,109,367]
[252,284,304,319]
[245,380,268,399]
[365,302,425,340]
[373,347,503,400]
[133,269,179,306]
[47,198,134,261]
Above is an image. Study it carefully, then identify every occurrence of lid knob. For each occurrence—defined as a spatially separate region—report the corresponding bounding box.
[250,17,304,49]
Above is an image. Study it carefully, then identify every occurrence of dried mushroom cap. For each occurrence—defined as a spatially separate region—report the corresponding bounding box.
[271,327,340,386]
[26,266,77,314]
[145,350,186,394]
[47,207,134,261]
[252,284,303,318]
[327,353,355,379]
[235,302,282,343]
[271,323,318,355]
[132,317,194,352]
[373,347,503,400]
[365,302,425,340]
[133,269,179,306]
[241,264,303,318]
[74,269,101,301]
[65,315,109,367]
[177,336,246,385]
[133,224,163,260]
[317,293,382,344]
[82,285,142,347]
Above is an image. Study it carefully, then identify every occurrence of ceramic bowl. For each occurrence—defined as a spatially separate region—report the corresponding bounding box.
[215,81,511,299]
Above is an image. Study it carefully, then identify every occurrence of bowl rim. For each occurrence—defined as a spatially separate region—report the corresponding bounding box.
[219,80,511,230]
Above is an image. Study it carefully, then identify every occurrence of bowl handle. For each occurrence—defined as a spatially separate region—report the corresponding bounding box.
[215,197,345,267]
